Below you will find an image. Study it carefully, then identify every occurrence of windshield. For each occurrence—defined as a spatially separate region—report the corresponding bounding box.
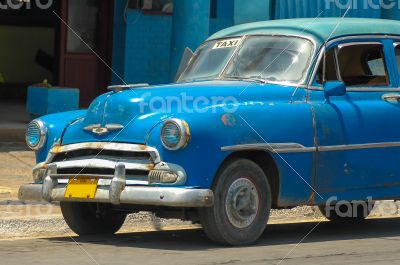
[178,35,314,84]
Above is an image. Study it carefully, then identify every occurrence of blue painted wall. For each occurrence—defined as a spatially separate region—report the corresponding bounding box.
[111,0,399,87]
[209,0,234,35]
[112,1,172,85]
[275,0,381,19]
[124,10,172,85]
[234,0,272,24]
[170,0,211,79]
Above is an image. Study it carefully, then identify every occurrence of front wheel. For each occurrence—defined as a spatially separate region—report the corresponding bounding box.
[199,159,272,246]
[60,202,127,235]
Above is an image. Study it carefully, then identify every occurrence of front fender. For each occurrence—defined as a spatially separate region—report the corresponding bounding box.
[145,99,315,207]
[34,110,87,163]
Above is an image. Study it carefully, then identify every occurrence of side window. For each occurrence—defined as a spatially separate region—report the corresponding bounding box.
[337,44,389,87]
[395,45,400,75]
[316,43,389,87]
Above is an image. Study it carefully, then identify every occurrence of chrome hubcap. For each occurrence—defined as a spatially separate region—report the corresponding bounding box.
[225,178,259,229]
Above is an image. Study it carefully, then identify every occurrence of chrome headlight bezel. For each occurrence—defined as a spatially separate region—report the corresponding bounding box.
[160,119,190,151]
[26,120,47,150]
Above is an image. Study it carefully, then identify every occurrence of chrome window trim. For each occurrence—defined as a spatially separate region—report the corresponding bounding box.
[337,41,382,49]
[307,36,394,90]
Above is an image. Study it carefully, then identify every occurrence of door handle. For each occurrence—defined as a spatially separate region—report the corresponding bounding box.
[382,94,400,101]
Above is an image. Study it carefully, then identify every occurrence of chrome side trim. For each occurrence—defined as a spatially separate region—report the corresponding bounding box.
[222,141,400,153]
[318,142,400,152]
[221,143,317,153]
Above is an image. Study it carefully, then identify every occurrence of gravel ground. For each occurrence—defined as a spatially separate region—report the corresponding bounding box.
[1,202,399,240]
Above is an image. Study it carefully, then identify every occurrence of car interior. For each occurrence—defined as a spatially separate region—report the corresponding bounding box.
[316,43,389,87]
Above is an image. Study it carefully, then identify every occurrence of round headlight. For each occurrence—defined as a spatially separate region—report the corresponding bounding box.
[160,119,190,150]
[26,120,47,150]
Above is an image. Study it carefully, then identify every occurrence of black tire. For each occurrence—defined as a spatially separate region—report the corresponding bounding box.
[199,158,272,246]
[60,202,127,235]
[318,201,375,223]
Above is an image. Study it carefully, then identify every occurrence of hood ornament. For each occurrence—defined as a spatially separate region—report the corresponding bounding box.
[84,124,124,135]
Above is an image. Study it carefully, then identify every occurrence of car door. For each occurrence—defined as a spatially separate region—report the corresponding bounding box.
[309,37,400,201]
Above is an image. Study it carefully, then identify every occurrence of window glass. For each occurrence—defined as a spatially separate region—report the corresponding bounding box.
[67,0,98,53]
[395,45,400,75]
[337,44,389,86]
[179,36,314,84]
[178,39,238,82]
[224,36,313,83]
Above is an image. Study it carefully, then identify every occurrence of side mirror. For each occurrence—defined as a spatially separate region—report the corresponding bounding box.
[174,47,194,82]
[323,81,346,98]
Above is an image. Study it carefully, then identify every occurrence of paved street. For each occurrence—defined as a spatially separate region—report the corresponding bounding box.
[1,218,400,265]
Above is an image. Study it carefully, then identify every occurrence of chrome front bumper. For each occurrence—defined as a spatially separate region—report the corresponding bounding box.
[18,183,214,207]
[19,142,214,208]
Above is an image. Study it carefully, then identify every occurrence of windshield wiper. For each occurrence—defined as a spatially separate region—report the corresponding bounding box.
[223,76,268,84]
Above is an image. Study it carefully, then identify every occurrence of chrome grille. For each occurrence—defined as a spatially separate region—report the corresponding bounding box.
[52,149,152,162]
[46,142,159,184]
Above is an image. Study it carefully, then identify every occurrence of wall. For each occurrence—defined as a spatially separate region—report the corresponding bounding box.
[275,0,381,19]
[0,25,54,84]
[210,0,234,35]
[112,0,395,86]
[234,0,272,24]
[111,1,172,85]
[124,10,172,85]
[381,0,400,20]
[111,0,127,85]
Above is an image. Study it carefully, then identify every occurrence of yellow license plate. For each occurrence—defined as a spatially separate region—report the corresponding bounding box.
[65,178,99,199]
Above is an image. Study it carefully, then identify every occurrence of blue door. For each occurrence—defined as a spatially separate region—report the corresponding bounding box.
[309,38,400,202]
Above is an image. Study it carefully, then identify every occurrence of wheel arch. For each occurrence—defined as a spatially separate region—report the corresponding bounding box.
[216,150,280,208]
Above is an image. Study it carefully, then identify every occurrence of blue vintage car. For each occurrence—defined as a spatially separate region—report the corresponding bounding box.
[19,18,400,245]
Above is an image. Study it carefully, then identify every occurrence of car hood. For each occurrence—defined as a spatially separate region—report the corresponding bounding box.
[61,80,296,145]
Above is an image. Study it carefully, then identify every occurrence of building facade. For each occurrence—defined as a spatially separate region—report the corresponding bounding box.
[1,0,399,108]
[111,0,400,88]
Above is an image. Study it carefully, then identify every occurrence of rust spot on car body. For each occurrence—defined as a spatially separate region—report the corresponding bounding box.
[221,114,236,127]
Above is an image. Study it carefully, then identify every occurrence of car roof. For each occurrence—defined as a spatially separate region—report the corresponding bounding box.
[208,18,400,47]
